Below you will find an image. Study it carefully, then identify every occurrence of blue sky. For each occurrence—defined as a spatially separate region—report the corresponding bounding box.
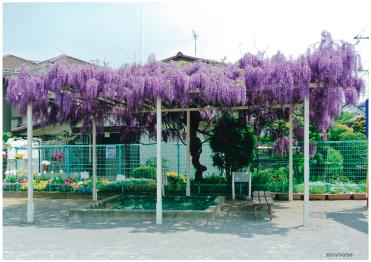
[3,1,369,70]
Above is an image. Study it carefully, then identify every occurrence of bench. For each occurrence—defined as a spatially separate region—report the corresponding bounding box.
[252,191,274,220]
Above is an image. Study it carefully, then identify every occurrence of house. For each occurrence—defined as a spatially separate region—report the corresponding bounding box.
[2,54,94,138]
[3,52,211,141]
[342,101,367,117]
[3,55,37,133]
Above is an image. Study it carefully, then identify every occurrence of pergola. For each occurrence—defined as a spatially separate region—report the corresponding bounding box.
[6,32,363,226]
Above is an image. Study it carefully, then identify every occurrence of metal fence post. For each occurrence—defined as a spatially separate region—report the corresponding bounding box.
[15,147,18,171]
[118,144,122,175]
[177,140,180,178]
[66,145,71,177]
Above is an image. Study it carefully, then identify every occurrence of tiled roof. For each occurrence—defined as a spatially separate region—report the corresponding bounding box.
[38,54,93,67]
[162,52,216,64]
[3,54,93,73]
[3,55,37,72]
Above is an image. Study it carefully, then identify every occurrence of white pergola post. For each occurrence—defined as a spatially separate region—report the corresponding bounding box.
[288,105,294,202]
[232,172,235,200]
[27,103,34,223]
[303,94,310,226]
[92,120,97,202]
[186,109,191,196]
[156,97,163,225]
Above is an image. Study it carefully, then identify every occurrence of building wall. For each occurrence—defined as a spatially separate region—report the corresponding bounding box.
[2,79,12,133]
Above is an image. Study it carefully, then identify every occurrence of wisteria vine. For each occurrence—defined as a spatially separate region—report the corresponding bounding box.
[6,31,364,144]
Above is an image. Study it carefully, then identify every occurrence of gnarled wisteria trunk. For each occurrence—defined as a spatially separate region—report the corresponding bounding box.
[189,111,207,183]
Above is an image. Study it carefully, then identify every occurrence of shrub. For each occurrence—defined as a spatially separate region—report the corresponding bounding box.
[202,175,227,184]
[329,182,365,194]
[351,116,366,134]
[328,123,353,140]
[252,167,288,185]
[166,171,186,184]
[325,147,344,179]
[294,181,366,194]
[51,176,65,184]
[331,141,367,182]
[132,165,156,179]
[339,132,366,140]
[4,175,21,183]
[294,181,328,194]
[210,114,257,181]
[144,157,170,171]
[303,146,344,182]
[98,178,156,192]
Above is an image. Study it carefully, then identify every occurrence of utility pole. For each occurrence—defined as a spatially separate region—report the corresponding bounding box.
[102,59,109,68]
[354,34,369,73]
[192,30,199,58]
[140,1,144,64]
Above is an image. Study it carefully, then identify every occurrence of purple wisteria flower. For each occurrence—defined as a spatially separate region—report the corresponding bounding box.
[5,31,363,140]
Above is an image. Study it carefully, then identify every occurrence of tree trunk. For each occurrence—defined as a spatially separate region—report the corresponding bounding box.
[189,112,207,183]
[226,166,233,185]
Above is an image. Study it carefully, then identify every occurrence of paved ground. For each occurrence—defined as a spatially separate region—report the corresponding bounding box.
[2,197,368,260]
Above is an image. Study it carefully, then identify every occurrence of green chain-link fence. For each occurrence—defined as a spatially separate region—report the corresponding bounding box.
[2,140,367,194]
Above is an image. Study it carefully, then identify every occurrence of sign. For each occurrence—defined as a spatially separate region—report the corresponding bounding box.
[233,172,251,182]
[116,174,126,181]
[232,171,252,200]
[106,146,116,159]
[80,171,89,179]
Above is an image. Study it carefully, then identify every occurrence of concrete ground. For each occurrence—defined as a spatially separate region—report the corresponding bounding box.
[2,197,368,260]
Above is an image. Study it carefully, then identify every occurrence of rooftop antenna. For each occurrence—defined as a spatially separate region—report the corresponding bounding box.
[192,30,199,58]
[353,29,369,72]
[354,34,369,45]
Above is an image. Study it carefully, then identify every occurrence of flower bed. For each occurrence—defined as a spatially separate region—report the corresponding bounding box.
[294,181,366,195]
[3,174,159,194]
[3,172,367,199]
[4,174,97,193]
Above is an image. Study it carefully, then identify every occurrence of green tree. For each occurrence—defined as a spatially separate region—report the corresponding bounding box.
[209,114,258,183]
[351,116,366,134]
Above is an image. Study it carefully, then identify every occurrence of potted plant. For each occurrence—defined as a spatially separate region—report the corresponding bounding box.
[352,185,367,200]
[352,192,367,200]
[293,193,303,200]
[328,186,351,200]
[309,184,327,200]
[41,160,50,171]
[54,152,64,162]
[292,185,304,200]
[328,193,351,200]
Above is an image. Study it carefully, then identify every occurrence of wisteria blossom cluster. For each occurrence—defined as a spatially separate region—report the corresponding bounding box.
[6,32,364,140]
[272,137,317,157]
